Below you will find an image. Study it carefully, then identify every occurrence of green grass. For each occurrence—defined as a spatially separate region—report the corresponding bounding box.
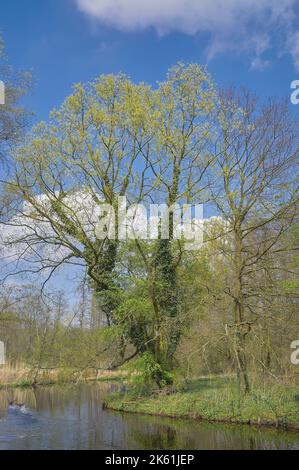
[104,376,299,430]
[0,380,33,390]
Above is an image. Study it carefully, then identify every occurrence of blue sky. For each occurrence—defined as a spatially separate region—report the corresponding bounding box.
[1,0,299,301]
[1,0,299,121]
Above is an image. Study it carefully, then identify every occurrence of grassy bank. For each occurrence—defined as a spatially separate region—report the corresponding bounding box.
[104,377,299,431]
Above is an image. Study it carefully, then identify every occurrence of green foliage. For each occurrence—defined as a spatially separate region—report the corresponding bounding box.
[129,352,174,392]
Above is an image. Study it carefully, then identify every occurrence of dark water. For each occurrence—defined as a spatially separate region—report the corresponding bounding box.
[0,382,298,450]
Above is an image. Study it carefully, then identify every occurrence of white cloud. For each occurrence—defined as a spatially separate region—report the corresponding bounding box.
[75,0,299,70]
[251,57,271,71]
[75,0,294,35]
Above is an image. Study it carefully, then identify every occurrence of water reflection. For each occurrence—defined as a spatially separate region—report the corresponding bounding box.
[0,383,298,450]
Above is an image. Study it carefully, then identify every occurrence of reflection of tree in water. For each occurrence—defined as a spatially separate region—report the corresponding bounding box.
[130,423,178,450]
[0,387,37,413]
[122,413,299,450]
[0,382,116,415]
[121,415,197,450]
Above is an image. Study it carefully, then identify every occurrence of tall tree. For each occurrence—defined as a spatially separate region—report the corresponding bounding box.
[0,65,216,384]
[209,89,298,392]
[119,64,216,384]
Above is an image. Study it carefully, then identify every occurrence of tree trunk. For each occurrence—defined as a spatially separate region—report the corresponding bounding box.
[233,227,250,393]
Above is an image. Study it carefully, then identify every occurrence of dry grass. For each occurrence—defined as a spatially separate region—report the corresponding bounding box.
[0,362,31,386]
[0,362,129,389]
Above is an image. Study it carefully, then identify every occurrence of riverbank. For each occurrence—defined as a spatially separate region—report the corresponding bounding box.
[104,377,299,431]
[0,364,127,390]
[2,366,298,432]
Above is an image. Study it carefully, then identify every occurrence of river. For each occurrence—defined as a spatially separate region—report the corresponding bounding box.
[0,382,298,450]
